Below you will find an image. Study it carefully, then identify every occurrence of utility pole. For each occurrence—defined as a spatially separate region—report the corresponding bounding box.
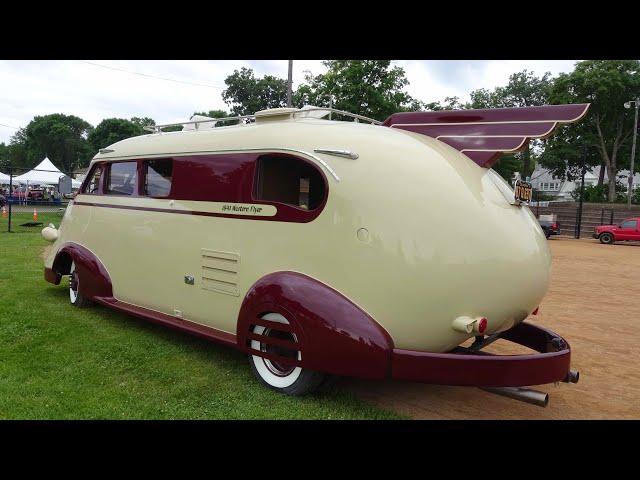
[575,145,587,239]
[287,60,293,108]
[624,98,639,207]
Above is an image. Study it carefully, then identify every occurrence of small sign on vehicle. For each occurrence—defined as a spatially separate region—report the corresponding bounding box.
[514,180,533,204]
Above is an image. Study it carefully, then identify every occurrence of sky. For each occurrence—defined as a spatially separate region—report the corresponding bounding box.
[0,60,579,144]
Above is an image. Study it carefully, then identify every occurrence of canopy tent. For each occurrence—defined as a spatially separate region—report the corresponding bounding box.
[13,157,82,188]
[0,171,23,185]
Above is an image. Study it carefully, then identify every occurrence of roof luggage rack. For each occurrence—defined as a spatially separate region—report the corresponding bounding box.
[144,107,382,133]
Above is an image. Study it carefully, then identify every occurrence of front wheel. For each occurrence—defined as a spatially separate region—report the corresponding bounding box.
[69,261,92,308]
[599,232,614,245]
[249,313,326,395]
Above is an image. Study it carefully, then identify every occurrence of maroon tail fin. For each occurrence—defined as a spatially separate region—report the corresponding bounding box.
[382,104,590,168]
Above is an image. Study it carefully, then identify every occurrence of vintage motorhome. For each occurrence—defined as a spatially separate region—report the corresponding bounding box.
[42,104,588,406]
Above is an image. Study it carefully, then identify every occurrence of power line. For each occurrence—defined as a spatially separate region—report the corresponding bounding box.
[79,61,226,90]
[0,123,19,130]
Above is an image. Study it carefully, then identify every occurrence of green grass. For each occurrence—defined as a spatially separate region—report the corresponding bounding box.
[0,216,402,419]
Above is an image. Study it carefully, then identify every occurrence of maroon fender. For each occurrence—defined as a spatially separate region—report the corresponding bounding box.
[237,271,394,379]
[49,243,113,300]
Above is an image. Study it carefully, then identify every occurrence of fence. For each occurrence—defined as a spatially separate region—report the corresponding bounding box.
[532,201,640,238]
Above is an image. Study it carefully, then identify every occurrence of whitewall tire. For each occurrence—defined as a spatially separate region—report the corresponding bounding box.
[249,313,326,395]
[69,261,92,308]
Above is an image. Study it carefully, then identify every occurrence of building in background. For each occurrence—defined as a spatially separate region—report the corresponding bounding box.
[513,165,640,201]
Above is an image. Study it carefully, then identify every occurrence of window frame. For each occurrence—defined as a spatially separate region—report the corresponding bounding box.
[621,220,637,229]
[141,158,174,198]
[251,153,329,215]
[81,163,105,195]
[104,160,141,197]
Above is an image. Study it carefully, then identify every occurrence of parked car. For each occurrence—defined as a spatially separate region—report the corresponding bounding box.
[538,214,560,239]
[40,104,587,406]
[593,217,640,244]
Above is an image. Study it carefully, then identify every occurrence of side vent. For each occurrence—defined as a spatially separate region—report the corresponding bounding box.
[200,249,240,296]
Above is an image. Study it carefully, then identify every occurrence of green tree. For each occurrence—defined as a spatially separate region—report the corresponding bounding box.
[293,60,421,121]
[542,60,640,202]
[222,68,288,116]
[0,142,9,171]
[8,114,93,173]
[423,96,468,111]
[130,117,156,129]
[470,70,553,178]
[88,118,146,153]
[192,109,237,127]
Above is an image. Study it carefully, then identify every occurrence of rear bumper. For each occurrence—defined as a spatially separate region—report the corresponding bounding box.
[592,233,599,239]
[391,322,572,387]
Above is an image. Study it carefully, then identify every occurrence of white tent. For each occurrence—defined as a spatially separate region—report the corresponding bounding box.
[0,171,23,185]
[13,157,82,188]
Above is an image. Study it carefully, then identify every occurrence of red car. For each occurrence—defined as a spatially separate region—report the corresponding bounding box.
[593,217,640,244]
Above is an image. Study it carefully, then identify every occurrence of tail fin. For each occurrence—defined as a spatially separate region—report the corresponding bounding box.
[383,104,590,168]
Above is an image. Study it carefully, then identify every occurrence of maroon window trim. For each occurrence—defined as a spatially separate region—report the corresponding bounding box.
[76,152,329,223]
[81,163,105,195]
[103,160,141,197]
[141,158,174,199]
[250,153,329,223]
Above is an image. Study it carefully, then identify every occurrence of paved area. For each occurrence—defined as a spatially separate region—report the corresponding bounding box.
[345,237,640,419]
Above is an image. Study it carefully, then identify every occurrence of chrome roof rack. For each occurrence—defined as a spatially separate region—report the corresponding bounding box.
[144,108,382,133]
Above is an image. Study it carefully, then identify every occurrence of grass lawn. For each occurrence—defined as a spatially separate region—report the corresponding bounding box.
[0,212,402,419]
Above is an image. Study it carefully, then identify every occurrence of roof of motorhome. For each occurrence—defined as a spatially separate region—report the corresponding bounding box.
[90,114,431,164]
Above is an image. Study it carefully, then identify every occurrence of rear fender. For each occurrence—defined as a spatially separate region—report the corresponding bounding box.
[237,271,394,379]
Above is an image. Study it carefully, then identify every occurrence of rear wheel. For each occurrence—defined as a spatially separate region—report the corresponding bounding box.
[69,261,92,308]
[249,313,326,395]
[599,232,614,244]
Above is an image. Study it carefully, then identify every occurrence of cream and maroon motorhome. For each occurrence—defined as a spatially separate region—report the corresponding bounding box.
[42,105,587,405]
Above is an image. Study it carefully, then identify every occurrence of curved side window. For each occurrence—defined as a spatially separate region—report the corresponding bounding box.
[82,164,103,195]
[254,155,326,211]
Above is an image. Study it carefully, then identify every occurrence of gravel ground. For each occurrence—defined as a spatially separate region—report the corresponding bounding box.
[343,237,640,419]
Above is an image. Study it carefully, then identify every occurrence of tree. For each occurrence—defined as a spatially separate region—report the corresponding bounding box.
[542,60,640,202]
[192,109,237,127]
[8,114,93,173]
[88,118,146,153]
[293,60,422,121]
[222,68,288,116]
[423,96,468,111]
[0,142,9,171]
[470,70,553,179]
[130,117,156,129]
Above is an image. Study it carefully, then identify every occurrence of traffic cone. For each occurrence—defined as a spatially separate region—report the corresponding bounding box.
[33,208,38,221]
[2,206,6,218]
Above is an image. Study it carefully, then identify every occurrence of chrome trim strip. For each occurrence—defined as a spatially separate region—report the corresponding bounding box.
[94,147,341,182]
[314,149,359,160]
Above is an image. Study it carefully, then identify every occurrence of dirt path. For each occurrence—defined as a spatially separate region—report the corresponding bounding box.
[345,237,640,419]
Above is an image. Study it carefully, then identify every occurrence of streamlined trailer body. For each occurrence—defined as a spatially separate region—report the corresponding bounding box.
[42,105,586,404]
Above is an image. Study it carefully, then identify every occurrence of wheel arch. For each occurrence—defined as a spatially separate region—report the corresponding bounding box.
[237,271,394,379]
[52,243,113,300]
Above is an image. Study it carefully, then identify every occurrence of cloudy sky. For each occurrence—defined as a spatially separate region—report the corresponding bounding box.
[0,60,578,144]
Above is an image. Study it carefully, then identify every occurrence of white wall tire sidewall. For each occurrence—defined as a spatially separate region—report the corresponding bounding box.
[69,261,78,304]
[250,313,302,389]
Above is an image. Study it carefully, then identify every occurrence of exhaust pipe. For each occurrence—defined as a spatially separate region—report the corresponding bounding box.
[481,387,549,408]
[563,370,580,384]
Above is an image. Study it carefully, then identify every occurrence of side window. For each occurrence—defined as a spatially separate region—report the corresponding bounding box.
[106,162,138,196]
[254,155,326,210]
[621,220,637,229]
[83,164,103,194]
[143,159,173,197]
